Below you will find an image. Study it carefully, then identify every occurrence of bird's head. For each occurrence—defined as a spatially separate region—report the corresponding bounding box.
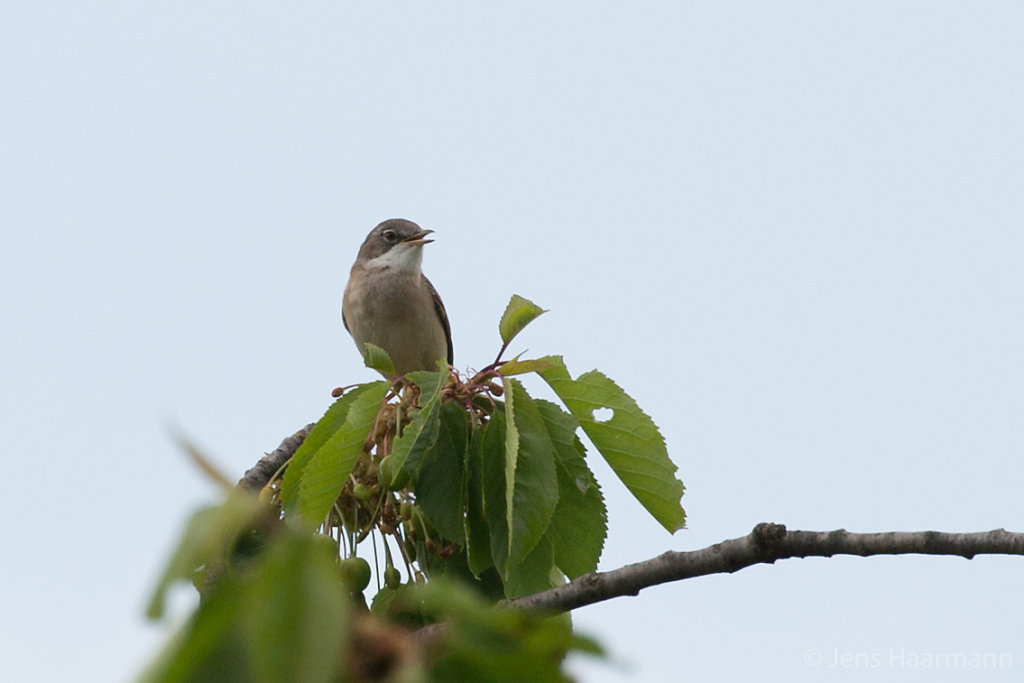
[356,218,434,272]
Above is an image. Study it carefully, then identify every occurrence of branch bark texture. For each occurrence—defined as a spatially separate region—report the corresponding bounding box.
[237,435,1024,630]
[236,423,314,493]
[509,523,1024,614]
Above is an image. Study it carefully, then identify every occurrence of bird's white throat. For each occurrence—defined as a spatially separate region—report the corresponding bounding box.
[364,243,423,273]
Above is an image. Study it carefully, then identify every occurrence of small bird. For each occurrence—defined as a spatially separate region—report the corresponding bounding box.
[342,219,453,377]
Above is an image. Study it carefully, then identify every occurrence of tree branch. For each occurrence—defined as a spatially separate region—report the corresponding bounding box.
[236,431,1024,637]
[509,523,1024,614]
[236,423,315,493]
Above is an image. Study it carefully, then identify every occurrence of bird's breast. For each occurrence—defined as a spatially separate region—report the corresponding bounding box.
[343,267,448,375]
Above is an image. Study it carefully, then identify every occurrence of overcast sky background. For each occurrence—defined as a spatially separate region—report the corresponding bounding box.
[3,3,1023,682]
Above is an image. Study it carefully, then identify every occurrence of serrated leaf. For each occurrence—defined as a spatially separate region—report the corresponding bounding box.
[502,535,558,599]
[481,406,509,569]
[416,401,468,544]
[499,356,560,377]
[482,379,559,593]
[280,385,381,511]
[390,367,447,476]
[464,423,493,577]
[361,342,395,376]
[505,380,559,566]
[501,378,520,560]
[498,294,548,346]
[534,399,607,578]
[295,382,388,526]
[537,356,686,533]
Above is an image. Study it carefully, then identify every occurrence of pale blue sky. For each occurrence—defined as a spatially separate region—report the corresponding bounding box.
[3,3,1023,681]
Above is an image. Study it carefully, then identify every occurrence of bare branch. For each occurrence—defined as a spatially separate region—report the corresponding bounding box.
[236,423,315,493]
[509,523,1024,614]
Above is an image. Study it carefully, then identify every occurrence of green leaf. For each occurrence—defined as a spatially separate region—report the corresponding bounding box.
[295,382,388,526]
[538,356,686,533]
[418,579,590,683]
[502,535,559,599]
[361,342,396,376]
[498,294,548,346]
[239,535,350,683]
[142,532,349,683]
[140,579,250,683]
[499,356,560,377]
[280,384,381,510]
[415,401,468,544]
[464,423,493,577]
[504,380,559,567]
[146,492,264,619]
[483,380,560,594]
[534,400,607,578]
[390,367,447,476]
[481,407,510,573]
[501,378,520,561]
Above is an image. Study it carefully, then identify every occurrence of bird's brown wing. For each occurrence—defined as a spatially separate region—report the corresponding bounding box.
[423,275,454,366]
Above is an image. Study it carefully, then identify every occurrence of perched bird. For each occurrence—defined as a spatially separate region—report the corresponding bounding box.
[342,219,453,377]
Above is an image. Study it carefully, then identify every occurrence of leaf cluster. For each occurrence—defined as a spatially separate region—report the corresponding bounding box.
[261,295,685,599]
[144,495,596,683]
[145,295,685,680]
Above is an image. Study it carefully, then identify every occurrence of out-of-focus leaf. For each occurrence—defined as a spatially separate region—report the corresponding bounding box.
[534,399,607,578]
[370,583,433,629]
[498,294,548,346]
[173,432,233,490]
[538,356,686,533]
[414,579,592,683]
[361,342,396,376]
[281,384,381,510]
[296,382,388,526]
[140,579,250,683]
[142,528,349,683]
[416,401,468,544]
[239,535,349,683]
[146,492,264,619]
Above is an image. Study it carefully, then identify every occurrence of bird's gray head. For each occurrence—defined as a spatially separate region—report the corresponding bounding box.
[355,218,435,272]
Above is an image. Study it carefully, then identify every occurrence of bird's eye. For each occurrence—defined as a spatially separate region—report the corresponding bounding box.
[382,229,398,243]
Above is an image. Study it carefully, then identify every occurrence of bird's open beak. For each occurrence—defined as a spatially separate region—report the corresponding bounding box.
[403,229,434,247]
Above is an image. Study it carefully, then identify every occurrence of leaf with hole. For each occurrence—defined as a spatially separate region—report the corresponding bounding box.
[538,356,685,533]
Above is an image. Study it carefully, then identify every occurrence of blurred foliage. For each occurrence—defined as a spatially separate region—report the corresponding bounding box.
[146,295,682,681]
